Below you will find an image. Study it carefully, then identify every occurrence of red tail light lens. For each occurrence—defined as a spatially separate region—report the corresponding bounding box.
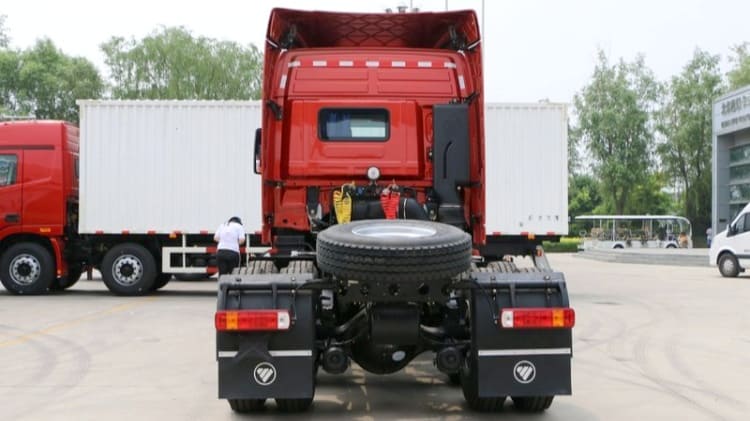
[500,308,575,329]
[215,310,291,331]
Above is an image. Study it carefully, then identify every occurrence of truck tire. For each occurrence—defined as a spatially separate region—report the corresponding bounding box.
[51,265,83,291]
[228,398,265,412]
[152,272,172,290]
[101,243,157,295]
[718,253,740,278]
[276,398,313,412]
[316,220,471,282]
[0,242,55,295]
[511,396,554,412]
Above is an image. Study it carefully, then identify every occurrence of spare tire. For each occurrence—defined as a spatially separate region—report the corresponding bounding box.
[316,220,471,283]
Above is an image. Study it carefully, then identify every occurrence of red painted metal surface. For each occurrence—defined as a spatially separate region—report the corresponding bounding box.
[0,121,78,240]
[261,8,486,245]
[0,121,78,273]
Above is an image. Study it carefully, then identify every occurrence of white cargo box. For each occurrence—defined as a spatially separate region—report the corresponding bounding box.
[77,100,262,234]
[484,103,568,236]
[77,100,567,237]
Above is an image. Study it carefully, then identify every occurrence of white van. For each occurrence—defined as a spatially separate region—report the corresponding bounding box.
[710,202,750,277]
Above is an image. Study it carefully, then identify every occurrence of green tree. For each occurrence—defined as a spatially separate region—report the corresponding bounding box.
[657,49,723,240]
[568,174,603,234]
[0,15,9,48]
[624,172,675,215]
[727,42,750,90]
[572,51,660,214]
[101,26,262,100]
[0,38,103,122]
[0,15,11,116]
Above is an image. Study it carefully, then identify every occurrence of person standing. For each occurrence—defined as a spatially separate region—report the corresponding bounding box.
[706,226,713,248]
[214,216,246,275]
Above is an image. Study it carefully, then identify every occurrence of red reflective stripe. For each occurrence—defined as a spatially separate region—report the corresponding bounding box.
[95,230,104,235]
[147,230,156,235]
[547,231,555,236]
[492,231,501,235]
[206,246,217,254]
[121,230,129,235]
[200,230,209,235]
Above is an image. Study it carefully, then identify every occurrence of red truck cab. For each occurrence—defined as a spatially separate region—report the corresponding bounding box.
[259,9,486,248]
[0,120,80,294]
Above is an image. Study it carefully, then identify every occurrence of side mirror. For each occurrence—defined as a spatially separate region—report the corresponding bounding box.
[253,128,261,175]
[728,223,738,236]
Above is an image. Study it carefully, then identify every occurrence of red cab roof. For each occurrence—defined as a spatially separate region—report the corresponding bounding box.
[266,8,480,49]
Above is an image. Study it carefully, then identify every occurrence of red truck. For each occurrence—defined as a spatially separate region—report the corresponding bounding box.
[215,8,574,414]
[0,102,264,296]
[0,121,82,293]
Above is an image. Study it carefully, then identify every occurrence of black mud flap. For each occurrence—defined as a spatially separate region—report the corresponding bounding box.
[469,270,572,397]
[216,274,316,400]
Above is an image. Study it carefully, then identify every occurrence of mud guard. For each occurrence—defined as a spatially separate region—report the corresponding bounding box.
[468,270,572,397]
[216,273,316,400]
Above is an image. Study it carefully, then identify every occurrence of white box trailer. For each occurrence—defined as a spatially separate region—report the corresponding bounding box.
[80,100,567,237]
[484,103,568,237]
[76,100,265,291]
[73,100,566,294]
[78,100,263,234]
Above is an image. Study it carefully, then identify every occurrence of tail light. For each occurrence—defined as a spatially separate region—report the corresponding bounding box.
[215,310,291,331]
[500,308,575,329]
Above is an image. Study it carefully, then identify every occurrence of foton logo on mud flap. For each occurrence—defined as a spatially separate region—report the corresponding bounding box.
[513,360,536,384]
[253,362,277,386]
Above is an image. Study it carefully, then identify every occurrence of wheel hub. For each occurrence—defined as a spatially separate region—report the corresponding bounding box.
[722,258,735,273]
[352,223,437,239]
[113,256,143,286]
[10,254,41,286]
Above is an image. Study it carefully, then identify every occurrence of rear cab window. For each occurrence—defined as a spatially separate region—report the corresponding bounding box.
[319,109,389,141]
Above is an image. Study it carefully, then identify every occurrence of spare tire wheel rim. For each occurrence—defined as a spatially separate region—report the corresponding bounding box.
[113,255,143,286]
[10,254,41,285]
[352,224,437,239]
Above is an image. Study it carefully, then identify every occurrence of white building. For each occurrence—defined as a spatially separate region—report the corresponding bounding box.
[713,85,750,233]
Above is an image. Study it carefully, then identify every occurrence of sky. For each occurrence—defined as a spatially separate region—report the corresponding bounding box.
[1,0,748,103]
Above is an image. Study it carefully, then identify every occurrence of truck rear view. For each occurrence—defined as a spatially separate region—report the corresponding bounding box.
[215,8,574,413]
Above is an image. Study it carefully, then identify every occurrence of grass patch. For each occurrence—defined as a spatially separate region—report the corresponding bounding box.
[543,237,581,253]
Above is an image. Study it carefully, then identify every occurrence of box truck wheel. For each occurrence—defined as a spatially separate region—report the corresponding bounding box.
[718,253,740,278]
[0,242,55,295]
[101,243,157,295]
[51,264,83,291]
[511,396,554,412]
[316,220,471,283]
[152,272,172,291]
[228,399,266,413]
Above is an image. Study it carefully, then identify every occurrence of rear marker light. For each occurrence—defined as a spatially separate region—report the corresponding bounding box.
[215,310,291,331]
[500,308,575,329]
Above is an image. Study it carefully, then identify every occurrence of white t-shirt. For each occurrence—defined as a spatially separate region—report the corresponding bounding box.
[214,222,246,253]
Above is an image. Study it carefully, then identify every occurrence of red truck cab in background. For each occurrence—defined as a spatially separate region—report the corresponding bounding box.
[0,121,81,293]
